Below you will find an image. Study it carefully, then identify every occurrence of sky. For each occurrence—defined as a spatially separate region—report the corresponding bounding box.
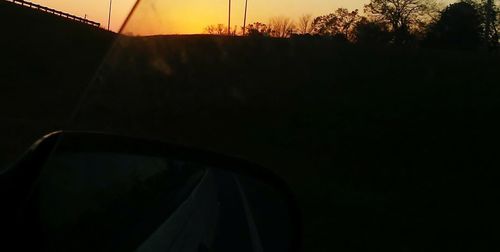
[30,0,136,31]
[30,0,455,34]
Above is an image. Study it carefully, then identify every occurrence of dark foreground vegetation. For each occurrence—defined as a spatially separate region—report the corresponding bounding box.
[2,1,500,251]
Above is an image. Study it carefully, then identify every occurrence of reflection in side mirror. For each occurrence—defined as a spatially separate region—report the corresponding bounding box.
[1,132,301,252]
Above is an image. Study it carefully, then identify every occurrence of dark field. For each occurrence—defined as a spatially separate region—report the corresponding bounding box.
[2,1,500,251]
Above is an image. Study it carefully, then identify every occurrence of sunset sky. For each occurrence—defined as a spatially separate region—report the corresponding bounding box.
[30,0,455,34]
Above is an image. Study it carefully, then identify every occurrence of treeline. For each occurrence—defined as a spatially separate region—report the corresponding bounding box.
[205,0,499,51]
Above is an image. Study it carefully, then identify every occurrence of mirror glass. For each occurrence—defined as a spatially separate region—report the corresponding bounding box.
[23,142,296,252]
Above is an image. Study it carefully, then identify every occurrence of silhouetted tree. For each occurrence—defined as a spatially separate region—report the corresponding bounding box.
[458,0,499,49]
[205,24,226,35]
[354,17,392,44]
[479,0,499,49]
[312,9,362,41]
[425,2,483,50]
[205,24,238,35]
[245,22,271,37]
[231,25,238,36]
[297,14,314,34]
[365,0,438,44]
[269,16,296,38]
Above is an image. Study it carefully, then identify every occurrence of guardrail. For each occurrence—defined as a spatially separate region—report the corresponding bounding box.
[4,0,100,27]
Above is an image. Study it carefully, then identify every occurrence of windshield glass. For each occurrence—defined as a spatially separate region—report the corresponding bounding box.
[2,0,499,251]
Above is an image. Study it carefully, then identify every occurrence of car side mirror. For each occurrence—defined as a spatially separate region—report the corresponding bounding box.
[0,131,301,252]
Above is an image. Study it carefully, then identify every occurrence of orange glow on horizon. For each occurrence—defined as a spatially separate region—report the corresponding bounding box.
[122,0,372,35]
[29,0,455,35]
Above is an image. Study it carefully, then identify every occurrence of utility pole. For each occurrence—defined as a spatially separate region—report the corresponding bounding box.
[243,0,248,35]
[228,0,231,35]
[108,0,112,30]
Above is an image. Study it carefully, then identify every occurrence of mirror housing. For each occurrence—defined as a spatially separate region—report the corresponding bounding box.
[0,131,302,252]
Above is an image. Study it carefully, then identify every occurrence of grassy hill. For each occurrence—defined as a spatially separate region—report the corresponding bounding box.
[0,0,114,165]
[2,1,500,251]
